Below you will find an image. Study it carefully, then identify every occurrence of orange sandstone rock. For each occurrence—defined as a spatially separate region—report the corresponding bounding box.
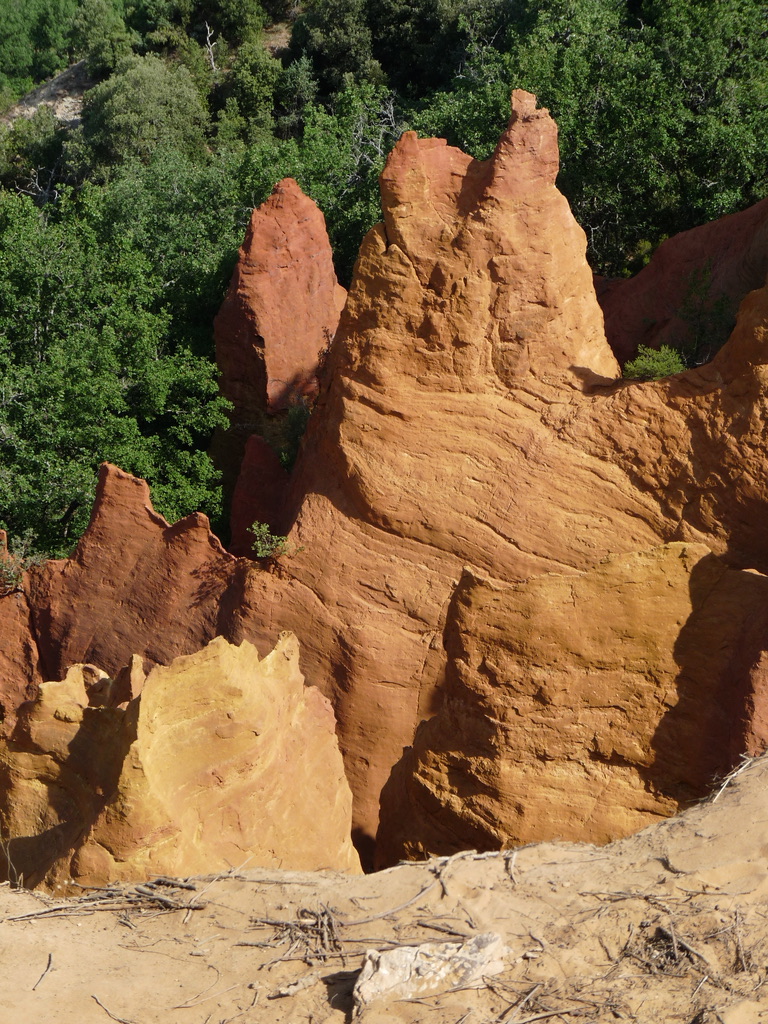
[0,634,360,888]
[376,544,768,864]
[9,93,768,860]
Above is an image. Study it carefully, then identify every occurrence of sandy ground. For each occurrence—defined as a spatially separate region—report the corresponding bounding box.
[1,61,93,127]
[1,756,768,1024]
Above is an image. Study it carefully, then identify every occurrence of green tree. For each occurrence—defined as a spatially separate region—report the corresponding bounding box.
[0,184,229,554]
[0,106,66,195]
[79,54,210,168]
[623,345,686,381]
[230,39,281,134]
[368,0,510,93]
[274,55,318,137]
[496,0,768,273]
[292,81,403,282]
[0,0,78,104]
[69,0,138,76]
[407,43,512,157]
[290,0,382,94]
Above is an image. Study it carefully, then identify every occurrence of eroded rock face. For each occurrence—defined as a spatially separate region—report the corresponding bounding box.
[0,592,40,738]
[213,177,347,507]
[7,92,768,860]
[0,532,41,738]
[376,544,768,865]
[27,465,248,681]
[0,634,360,889]
[598,197,768,363]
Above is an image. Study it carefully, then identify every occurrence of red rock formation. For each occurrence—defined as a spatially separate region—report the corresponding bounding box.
[598,197,768,364]
[215,176,346,417]
[7,92,768,862]
[213,176,347,528]
[27,464,248,680]
[0,635,360,888]
[0,532,42,737]
[0,590,41,739]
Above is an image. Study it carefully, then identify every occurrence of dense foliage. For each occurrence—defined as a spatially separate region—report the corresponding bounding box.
[1,0,767,554]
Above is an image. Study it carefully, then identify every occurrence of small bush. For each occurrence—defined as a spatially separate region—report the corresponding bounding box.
[250,521,292,560]
[623,344,686,382]
[0,530,45,596]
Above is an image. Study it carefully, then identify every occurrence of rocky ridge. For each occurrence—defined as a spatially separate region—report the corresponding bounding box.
[2,91,768,871]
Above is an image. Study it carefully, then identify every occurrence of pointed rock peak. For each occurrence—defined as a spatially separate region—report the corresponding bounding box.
[369,91,619,385]
[510,89,539,118]
[213,175,347,520]
[380,91,560,246]
[487,89,560,196]
[81,464,225,554]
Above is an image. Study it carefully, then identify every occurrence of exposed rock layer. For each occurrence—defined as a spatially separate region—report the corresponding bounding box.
[0,634,360,888]
[213,177,346,509]
[377,544,768,865]
[5,93,768,858]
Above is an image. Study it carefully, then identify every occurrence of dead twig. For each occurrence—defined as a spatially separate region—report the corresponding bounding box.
[31,953,53,991]
[91,995,137,1024]
[505,850,519,885]
[417,919,473,939]
[171,966,240,1011]
[656,925,709,965]
[249,906,345,966]
[336,881,438,927]
[734,909,750,972]
[183,857,251,923]
[7,879,204,922]
[507,1010,580,1024]
[711,755,755,802]
[496,984,542,1022]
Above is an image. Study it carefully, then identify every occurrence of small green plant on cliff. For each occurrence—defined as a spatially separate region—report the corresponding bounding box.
[0,530,45,596]
[250,521,294,560]
[278,401,311,470]
[623,344,686,382]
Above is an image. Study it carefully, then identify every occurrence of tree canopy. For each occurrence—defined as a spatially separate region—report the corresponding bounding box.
[1,0,767,554]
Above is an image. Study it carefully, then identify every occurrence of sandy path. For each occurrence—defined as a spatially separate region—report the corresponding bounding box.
[2,755,768,1023]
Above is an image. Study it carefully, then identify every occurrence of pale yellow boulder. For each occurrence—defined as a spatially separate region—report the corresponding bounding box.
[0,633,360,889]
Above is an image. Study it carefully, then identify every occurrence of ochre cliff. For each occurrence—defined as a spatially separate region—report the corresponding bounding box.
[0,634,360,889]
[377,543,768,864]
[212,177,347,523]
[5,92,768,865]
[598,197,768,363]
